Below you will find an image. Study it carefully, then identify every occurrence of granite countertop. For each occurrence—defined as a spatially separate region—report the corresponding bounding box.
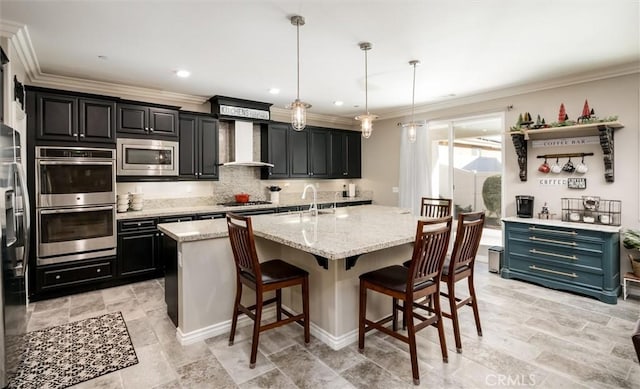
[159,205,422,260]
[502,216,621,233]
[158,219,229,242]
[117,195,372,220]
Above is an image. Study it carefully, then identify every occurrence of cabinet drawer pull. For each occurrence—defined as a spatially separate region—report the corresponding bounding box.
[529,226,577,235]
[529,265,578,278]
[96,268,101,273]
[55,275,61,280]
[529,249,577,261]
[529,236,577,246]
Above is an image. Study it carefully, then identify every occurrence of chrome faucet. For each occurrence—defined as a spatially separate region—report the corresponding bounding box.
[302,184,318,216]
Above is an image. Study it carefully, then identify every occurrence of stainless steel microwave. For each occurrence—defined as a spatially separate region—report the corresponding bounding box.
[116,138,179,176]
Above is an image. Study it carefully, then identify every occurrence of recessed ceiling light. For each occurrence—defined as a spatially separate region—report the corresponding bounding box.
[97,55,108,60]
[353,104,360,108]
[269,88,280,94]
[175,70,191,78]
[333,101,344,106]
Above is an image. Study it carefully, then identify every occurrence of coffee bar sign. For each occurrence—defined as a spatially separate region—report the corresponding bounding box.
[531,136,599,148]
[219,105,270,121]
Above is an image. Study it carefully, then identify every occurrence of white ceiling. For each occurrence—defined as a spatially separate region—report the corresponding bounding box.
[1,0,638,118]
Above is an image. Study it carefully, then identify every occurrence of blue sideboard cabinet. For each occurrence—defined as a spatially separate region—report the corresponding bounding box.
[502,217,620,304]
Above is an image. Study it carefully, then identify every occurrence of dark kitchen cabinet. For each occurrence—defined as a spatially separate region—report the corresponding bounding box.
[79,98,116,143]
[289,130,309,177]
[261,123,359,179]
[117,218,161,278]
[117,103,178,138]
[309,128,330,177]
[30,89,115,144]
[35,257,116,292]
[330,130,361,178]
[261,123,289,178]
[179,113,219,180]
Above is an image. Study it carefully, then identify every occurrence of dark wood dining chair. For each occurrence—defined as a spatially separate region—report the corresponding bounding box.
[441,211,485,353]
[226,212,310,368]
[420,197,452,218]
[358,216,453,386]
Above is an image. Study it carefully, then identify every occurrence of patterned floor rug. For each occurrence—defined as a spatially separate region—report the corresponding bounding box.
[9,312,138,389]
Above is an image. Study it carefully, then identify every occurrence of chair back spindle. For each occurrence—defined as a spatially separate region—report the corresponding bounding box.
[450,212,485,272]
[408,216,453,287]
[227,213,262,280]
[420,197,452,218]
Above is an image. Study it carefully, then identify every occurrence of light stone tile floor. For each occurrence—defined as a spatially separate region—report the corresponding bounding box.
[24,263,640,389]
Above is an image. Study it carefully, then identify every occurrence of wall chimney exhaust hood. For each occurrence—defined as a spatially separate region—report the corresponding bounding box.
[209,95,274,167]
[222,120,273,167]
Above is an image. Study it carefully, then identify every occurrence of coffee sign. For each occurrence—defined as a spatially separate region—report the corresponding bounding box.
[531,136,599,148]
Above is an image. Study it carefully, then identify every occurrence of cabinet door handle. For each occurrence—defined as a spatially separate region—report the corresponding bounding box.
[529,236,577,246]
[96,268,101,273]
[145,127,149,132]
[55,275,61,280]
[529,265,578,278]
[72,133,78,137]
[529,249,577,261]
[343,172,347,176]
[529,226,577,236]
[149,128,155,133]
[309,172,314,176]
[79,133,85,138]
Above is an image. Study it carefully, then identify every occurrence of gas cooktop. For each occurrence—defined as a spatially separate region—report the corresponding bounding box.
[217,201,272,207]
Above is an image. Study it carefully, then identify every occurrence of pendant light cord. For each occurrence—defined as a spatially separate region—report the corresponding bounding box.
[411,62,416,123]
[364,48,368,114]
[296,21,300,101]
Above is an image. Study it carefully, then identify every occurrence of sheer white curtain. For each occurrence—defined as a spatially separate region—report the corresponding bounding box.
[398,124,432,215]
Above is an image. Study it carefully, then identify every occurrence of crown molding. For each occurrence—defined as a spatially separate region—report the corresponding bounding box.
[0,19,208,107]
[1,20,41,83]
[270,106,357,129]
[31,72,209,106]
[378,61,640,120]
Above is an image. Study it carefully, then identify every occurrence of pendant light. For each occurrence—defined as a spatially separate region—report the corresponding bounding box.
[289,15,311,131]
[355,42,378,139]
[398,60,423,143]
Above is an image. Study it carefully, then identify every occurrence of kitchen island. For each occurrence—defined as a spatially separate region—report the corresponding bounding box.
[158,205,421,349]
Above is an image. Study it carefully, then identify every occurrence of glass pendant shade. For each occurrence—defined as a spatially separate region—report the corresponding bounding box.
[290,99,310,131]
[356,113,378,139]
[407,123,417,143]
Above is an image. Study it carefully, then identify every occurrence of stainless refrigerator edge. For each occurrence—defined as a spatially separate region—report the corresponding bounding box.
[0,123,30,387]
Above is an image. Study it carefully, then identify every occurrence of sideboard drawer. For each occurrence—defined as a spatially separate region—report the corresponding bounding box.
[509,243,603,269]
[508,255,603,290]
[508,228,604,253]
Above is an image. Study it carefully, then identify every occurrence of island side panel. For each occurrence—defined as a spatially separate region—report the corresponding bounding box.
[178,237,254,335]
[256,236,415,348]
[335,243,414,337]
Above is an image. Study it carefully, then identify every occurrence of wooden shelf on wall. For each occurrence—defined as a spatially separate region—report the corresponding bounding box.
[509,121,623,140]
[508,121,623,183]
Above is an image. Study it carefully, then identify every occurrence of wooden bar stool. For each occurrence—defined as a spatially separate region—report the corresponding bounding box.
[226,212,310,368]
[420,197,452,218]
[358,216,452,385]
[440,211,485,353]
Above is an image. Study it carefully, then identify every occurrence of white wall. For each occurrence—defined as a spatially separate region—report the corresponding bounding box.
[364,72,640,274]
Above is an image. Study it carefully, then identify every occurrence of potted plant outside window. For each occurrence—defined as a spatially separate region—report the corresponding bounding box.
[623,229,640,277]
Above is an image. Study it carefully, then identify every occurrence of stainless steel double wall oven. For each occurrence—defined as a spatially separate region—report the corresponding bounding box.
[35,147,116,265]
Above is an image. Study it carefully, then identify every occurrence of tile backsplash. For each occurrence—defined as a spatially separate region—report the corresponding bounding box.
[117,166,364,204]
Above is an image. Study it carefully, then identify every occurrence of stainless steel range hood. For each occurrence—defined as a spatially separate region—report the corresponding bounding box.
[221,120,273,167]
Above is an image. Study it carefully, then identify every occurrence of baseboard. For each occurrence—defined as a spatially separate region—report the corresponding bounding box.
[175,304,376,350]
[176,307,276,345]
